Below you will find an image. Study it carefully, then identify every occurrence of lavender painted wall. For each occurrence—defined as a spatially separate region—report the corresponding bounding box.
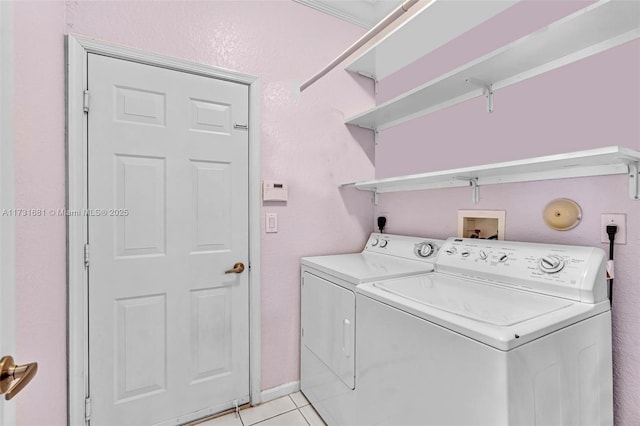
[11,0,639,424]
[13,1,373,424]
[372,2,640,424]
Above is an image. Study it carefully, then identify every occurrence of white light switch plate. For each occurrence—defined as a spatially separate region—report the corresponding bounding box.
[266,212,278,233]
[601,213,626,244]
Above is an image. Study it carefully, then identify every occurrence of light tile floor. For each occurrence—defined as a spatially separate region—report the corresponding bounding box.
[193,392,326,426]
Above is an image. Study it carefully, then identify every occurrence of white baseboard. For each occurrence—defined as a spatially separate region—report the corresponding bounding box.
[259,381,300,404]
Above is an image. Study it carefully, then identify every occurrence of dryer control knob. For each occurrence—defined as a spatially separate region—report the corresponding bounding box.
[379,240,388,248]
[445,247,457,255]
[461,250,471,257]
[371,238,379,246]
[415,243,434,258]
[498,253,508,263]
[478,250,488,260]
[539,255,565,273]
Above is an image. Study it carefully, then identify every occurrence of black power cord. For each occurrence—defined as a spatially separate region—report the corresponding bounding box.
[606,225,618,306]
[377,216,387,233]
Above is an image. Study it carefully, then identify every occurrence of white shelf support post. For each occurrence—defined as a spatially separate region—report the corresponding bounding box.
[373,191,379,206]
[629,161,639,200]
[465,78,494,113]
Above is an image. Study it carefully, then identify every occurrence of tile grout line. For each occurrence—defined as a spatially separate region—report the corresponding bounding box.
[291,394,311,426]
[194,393,319,426]
[243,396,300,426]
[295,393,311,426]
[286,394,310,426]
[298,407,312,426]
[246,407,301,426]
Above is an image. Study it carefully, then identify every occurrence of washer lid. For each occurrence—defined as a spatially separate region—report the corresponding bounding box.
[301,252,434,285]
[373,273,571,326]
[358,273,609,351]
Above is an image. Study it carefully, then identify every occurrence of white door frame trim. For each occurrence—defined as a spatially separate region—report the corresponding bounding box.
[66,34,262,425]
[0,2,16,423]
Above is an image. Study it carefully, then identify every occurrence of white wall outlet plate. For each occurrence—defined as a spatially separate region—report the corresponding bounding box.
[600,213,626,244]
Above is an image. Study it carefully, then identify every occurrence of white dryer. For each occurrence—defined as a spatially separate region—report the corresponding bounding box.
[356,237,613,425]
[300,233,443,426]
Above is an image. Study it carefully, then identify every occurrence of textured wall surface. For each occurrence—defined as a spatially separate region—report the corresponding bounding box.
[373,1,640,424]
[13,2,372,425]
[11,0,639,424]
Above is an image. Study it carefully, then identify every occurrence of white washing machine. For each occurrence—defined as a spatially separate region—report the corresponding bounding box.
[356,237,613,425]
[300,233,443,426]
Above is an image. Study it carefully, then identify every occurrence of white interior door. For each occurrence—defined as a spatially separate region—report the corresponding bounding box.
[0,1,16,423]
[87,54,250,425]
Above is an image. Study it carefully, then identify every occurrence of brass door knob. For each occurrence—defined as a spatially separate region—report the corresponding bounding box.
[0,355,38,400]
[225,262,245,274]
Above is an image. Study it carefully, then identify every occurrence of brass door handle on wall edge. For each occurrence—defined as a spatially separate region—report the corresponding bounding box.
[0,355,38,400]
[225,262,245,274]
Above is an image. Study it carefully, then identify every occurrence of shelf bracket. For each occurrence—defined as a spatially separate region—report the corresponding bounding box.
[354,125,379,145]
[454,177,480,204]
[629,161,639,200]
[357,71,379,95]
[470,178,479,204]
[373,192,379,206]
[465,78,494,113]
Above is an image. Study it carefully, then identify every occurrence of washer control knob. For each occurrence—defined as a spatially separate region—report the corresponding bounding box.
[539,255,565,273]
[498,253,508,263]
[445,247,457,255]
[379,240,388,248]
[478,250,488,260]
[415,243,434,258]
[461,250,471,257]
[371,238,379,247]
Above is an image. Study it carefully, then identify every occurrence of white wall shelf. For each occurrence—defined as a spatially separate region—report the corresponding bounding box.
[344,0,516,82]
[341,146,640,204]
[345,0,640,133]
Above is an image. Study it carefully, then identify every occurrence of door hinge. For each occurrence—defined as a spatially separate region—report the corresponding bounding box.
[83,90,90,113]
[84,244,90,268]
[85,397,92,421]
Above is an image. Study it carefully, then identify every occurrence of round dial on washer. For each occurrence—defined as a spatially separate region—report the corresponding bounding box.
[415,243,434,258]
[461,250,471,257]
[371,238,379,246]
[498,253,508,263]
[445,247,457,255]
[379,240,388,248]
[478,250,488,260]
[539,255,565,273]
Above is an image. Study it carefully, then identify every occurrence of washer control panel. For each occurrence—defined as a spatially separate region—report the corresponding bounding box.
[436,238,607,303]
[365,233,443,263]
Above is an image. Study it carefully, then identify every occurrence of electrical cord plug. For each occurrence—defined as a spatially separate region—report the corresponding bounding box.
[377,216,387,233]
[606,224,617,307]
